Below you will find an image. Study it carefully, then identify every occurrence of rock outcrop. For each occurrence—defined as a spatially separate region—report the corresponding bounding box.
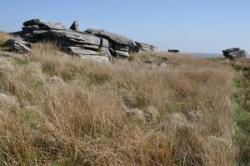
[3,39,31,53]
[23,19,66,30]
[222,48,246,60]
[12,19,158,59]
[69,21,80,31]
[168,49,180,53]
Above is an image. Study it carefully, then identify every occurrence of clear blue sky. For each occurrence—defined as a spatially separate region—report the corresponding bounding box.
[1,0,249,53]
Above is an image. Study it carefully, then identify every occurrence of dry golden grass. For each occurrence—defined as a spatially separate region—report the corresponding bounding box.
[0,44,236,165]
[0,32,11,46]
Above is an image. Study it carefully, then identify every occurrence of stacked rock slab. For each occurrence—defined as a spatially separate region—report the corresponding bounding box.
[3,39,31,53]
[222,48,246,60]
[13,19,157,59]
[135,42,158,52]
[85,29,136,57]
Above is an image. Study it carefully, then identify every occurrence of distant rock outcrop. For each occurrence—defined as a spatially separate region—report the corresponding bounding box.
[12,19,158,59]
[222,48,246,60]
[168,49,180,53]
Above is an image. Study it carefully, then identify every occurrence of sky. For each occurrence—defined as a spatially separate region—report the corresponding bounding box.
[0,0,249,54]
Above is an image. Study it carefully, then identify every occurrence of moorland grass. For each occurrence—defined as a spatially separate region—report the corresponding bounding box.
[0,41,236,165]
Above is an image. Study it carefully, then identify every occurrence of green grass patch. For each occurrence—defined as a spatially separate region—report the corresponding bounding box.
[42,62,56,76]
[234,79,242,88]
[61,71,74,82]
[22,110,40,129]
[232,61,250,165]
[12,57,29,66]
[233,102,249,127]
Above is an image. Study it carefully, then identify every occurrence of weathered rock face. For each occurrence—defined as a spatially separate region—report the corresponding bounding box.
[135,42,158,52]
[85,29,135,46]
[99,47,112,59]
[122,105,159,122]
[3,39,31,53]
[12,19,158,59]
[67,46,99,56]
[69,21,80,31]
[23,19,66,30]
[85,29,157,57]
[222,48,246,60]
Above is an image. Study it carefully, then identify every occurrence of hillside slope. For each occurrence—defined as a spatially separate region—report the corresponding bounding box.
[0,33,237,165]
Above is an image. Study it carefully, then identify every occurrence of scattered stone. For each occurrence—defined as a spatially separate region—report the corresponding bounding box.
[145,106,159,121]
[169,113,188,128]
[69,21,80,31]
[122,105,158,122]
[124,107,146,121]
[83,160,92,166]
[222,48,246,60]
[168,49,180,53]
[3,39,31,53]
[186,111,203,121]
[46,76,65,84]
[122,105,144,121]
